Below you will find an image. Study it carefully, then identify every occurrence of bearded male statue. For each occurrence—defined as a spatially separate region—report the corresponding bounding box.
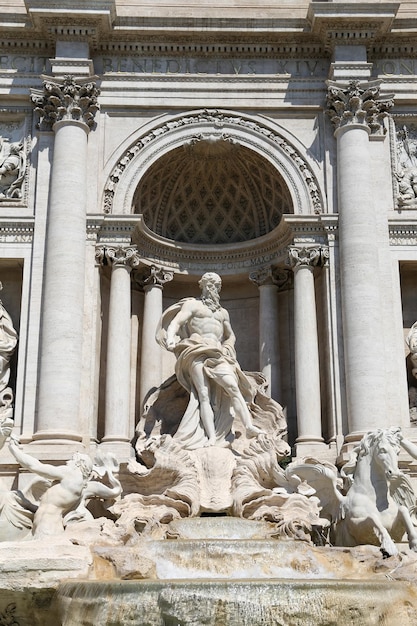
[156,272,265,449]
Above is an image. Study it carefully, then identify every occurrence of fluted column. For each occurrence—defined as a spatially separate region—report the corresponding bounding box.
[101,246,140,458]
[30,75,99,445]
[249,266,291,400]
[136,266,173,411]
[327,80,394,440]
[288,246,327,454]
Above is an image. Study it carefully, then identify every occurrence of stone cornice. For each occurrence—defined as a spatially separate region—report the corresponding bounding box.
[0,2,414,53]
[388,219,417,247]
[0,217,33,243]
[308,2,400,52]
[129,217,294,276]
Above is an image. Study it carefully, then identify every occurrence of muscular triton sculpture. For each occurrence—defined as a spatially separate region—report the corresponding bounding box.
[156,272,264,448]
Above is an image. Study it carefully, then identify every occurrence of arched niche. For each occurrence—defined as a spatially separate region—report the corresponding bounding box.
[102,109,324,219]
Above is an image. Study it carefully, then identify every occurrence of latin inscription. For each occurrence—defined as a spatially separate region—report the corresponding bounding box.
[0,55,415,78]
[94,57,329,77]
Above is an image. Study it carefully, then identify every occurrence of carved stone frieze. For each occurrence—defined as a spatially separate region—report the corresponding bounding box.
[389,223,417,246]
[326,80,394,135]
[31,75,100,130]
[103,109,323,215]
[0,220,33,243]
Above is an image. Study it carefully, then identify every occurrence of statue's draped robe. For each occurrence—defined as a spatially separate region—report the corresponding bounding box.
[156,299,257,449]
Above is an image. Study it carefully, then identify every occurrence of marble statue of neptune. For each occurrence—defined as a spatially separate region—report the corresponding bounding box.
[157,272,264,449]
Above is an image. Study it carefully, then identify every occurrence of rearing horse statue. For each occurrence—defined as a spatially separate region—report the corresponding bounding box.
[289,427,417,557]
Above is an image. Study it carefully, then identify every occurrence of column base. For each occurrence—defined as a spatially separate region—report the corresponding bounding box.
[295,437,328,459]
[32,429,83,443]
[99,438,135,462]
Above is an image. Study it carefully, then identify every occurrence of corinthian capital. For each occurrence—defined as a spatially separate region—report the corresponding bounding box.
[31,75,100,130]
[135,265,174,290]
[287,246,328,270]
[106,246,140,271]
[326,80,394,134]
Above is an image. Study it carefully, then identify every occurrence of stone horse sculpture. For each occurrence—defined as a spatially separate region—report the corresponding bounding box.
[289,428,417,556]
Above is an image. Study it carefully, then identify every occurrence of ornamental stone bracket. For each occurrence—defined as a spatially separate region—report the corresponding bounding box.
[31,75,100,131]
[326,80,394,136]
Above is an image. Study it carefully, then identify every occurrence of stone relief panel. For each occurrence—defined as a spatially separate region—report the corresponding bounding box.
[394,122,417,209]
[0,120,29,203]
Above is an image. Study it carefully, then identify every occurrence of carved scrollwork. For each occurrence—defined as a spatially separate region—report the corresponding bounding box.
[31,75,100,130]
[326,80,394,135]
[287,246,328,270]
[249,266,293,291]
[134,265,174,289]
[105,246,140,271]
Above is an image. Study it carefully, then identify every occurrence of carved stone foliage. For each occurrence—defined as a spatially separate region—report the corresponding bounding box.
[104,109,322,215]
[31,75,100,130]
[326,80,394,134]
[395,124,417,209]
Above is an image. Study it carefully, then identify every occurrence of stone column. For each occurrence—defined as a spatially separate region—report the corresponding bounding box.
[288,246,326,454]
[30,76,99,446]
[327,80,394,440]
[249,266,291,400]
[136,266,173,411]
[101,246,140,458]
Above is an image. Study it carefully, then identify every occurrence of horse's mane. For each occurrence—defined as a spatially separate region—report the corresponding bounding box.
[340,427,402,490]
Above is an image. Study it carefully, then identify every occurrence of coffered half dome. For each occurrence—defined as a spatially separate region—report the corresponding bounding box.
[132,136,293,245]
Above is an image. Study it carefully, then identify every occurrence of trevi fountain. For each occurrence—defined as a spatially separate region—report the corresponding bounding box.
[1,1,417,625]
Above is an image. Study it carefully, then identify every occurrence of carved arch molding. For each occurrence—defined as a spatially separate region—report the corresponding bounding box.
[103,110,324,234]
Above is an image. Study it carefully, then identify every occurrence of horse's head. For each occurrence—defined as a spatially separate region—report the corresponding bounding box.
[366,429,401,481]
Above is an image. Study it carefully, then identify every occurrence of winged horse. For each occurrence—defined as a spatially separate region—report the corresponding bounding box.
[289,427,417,556]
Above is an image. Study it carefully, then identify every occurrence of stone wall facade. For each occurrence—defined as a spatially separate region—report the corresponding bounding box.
[0,0,417,472]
